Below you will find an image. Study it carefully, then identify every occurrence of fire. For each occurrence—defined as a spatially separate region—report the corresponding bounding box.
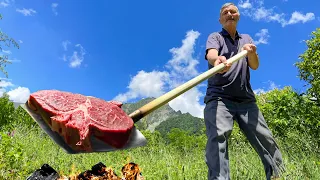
[121,162,144,180]
[27,162,144,180]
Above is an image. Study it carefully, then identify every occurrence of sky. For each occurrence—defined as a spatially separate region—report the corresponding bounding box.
[0,0,319,118]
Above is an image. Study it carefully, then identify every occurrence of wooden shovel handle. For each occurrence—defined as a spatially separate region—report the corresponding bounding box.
[129,50,248,122]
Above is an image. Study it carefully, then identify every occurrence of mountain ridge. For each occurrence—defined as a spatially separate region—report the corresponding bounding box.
[121,97,205,133]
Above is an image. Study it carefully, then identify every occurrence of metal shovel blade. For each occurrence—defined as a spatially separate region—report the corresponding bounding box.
[20,104,148,154]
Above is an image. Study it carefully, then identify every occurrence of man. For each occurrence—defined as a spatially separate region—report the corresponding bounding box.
[203,2,284,180]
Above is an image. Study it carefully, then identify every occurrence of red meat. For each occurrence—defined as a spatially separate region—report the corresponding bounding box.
[27,90,134,152]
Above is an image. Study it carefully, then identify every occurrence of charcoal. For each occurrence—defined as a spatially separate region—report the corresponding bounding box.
[27,164,59,180]
[91,162,106,176]
[77,170,93,180]
[77,162,106,179]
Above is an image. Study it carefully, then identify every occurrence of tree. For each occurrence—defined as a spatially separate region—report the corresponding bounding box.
[295,28,320,103]
[0,14,20,78]
[0,93,15,131]
[256,86,320,152]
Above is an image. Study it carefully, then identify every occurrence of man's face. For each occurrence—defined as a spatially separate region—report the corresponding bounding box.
[219,5,240,28]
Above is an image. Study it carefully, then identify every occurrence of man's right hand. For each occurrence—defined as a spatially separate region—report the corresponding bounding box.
[214,56,231,74]
[206,49,231,74]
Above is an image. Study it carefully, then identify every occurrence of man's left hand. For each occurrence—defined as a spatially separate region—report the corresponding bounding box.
[242,44,257,55]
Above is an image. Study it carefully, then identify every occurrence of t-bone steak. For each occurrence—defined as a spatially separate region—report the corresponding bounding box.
[27,90,134,152]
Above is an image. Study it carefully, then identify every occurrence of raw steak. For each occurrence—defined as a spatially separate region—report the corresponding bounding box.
[27,90,134,152]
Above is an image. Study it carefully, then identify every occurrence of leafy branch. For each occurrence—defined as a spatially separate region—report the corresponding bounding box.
[0,14,20,78]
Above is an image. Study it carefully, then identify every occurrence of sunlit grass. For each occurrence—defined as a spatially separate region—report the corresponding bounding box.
[0,124,319,179]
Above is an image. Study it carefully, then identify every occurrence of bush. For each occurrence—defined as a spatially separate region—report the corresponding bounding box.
[256,86,320,152]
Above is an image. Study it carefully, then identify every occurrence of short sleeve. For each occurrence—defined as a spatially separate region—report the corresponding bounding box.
[205,33,221,60]
[244,34,258,55]
[245,34,255,45]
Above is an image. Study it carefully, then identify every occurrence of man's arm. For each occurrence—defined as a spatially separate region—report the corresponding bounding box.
[247,50,259,70]
[205,33,231,73]
[206,48,219,66]
[205,33,220,64]
[207,47,231,73]
[242,35,259,70]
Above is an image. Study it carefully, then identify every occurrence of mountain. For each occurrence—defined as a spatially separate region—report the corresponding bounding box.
[155,113,205,137]
[121,97,205,134]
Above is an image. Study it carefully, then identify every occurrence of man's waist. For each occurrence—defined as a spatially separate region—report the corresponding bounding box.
[205,86,256,103]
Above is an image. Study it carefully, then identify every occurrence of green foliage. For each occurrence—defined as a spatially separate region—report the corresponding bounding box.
[295,28,320,103]
[0,132,28,178]
[0,120,319,179]
[0,95,36,132]
[0,14,20,78]
[166,128,206,153]
[0,93,16,131]
[256,86,320,152]
[155,113,205,139]
[14,106,37,129]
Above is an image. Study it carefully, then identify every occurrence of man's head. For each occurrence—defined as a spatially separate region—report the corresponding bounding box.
[219,3,240,29]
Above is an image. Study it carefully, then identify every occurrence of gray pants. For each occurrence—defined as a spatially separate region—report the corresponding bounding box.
[203,98,284,180]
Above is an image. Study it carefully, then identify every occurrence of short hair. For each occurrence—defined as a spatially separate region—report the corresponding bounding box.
[220,2,240,15]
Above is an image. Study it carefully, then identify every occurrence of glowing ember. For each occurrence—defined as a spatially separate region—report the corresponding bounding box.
[28,162,144,180]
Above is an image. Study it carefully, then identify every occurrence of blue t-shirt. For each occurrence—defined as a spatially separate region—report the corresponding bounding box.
[204,28,256,104]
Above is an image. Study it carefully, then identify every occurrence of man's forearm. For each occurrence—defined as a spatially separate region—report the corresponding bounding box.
[206,49,219,67]
[208,57,218,67]
[248,53,259,70]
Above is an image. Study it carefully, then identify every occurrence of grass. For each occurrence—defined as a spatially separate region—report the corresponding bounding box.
[0,123,320,180]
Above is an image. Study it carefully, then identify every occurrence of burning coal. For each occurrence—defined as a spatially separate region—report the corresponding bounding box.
[27,162,144,180]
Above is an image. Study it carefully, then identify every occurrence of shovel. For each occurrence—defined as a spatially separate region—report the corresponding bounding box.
[21,50,248,154]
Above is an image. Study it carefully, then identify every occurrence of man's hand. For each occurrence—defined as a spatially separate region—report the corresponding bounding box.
[242,43,259,70]
[242,43,257,55]
[214,56,231,74]
[206,48,231,73]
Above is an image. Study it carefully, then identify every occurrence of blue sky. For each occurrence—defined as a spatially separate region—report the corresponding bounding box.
[0,0,319,118]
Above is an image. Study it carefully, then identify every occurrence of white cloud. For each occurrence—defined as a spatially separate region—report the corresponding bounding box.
[0,0,13,8]
[168,87,205,118]
[166,30,200,85]
[113,30,205,118]
[62,40,71,51]
[0,79,30,103]
[238,0,315,27]
[0,80,14,88]
[254,29,270,45]
[285,11,315,26]
[0,88,5,97]
[7,87,30,103]
[0,1,9,8]
[51,3,58,16]
[238,0,252,9]
[253,88,265,94]
[61,41,87,68]
[1,49,11,54]
[7,58,21,63]
[0,49,21,63]
[113,70,170,102]
[16,8,37,16]
[69,44,86,68]
[253,80,280,95]
[62,54,67,61]
[18,40,23,44]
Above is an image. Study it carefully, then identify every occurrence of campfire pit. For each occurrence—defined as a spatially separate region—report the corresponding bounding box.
[27,162,144,180]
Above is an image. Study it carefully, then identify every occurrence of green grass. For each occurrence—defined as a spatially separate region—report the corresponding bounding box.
[0,124,320,180]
